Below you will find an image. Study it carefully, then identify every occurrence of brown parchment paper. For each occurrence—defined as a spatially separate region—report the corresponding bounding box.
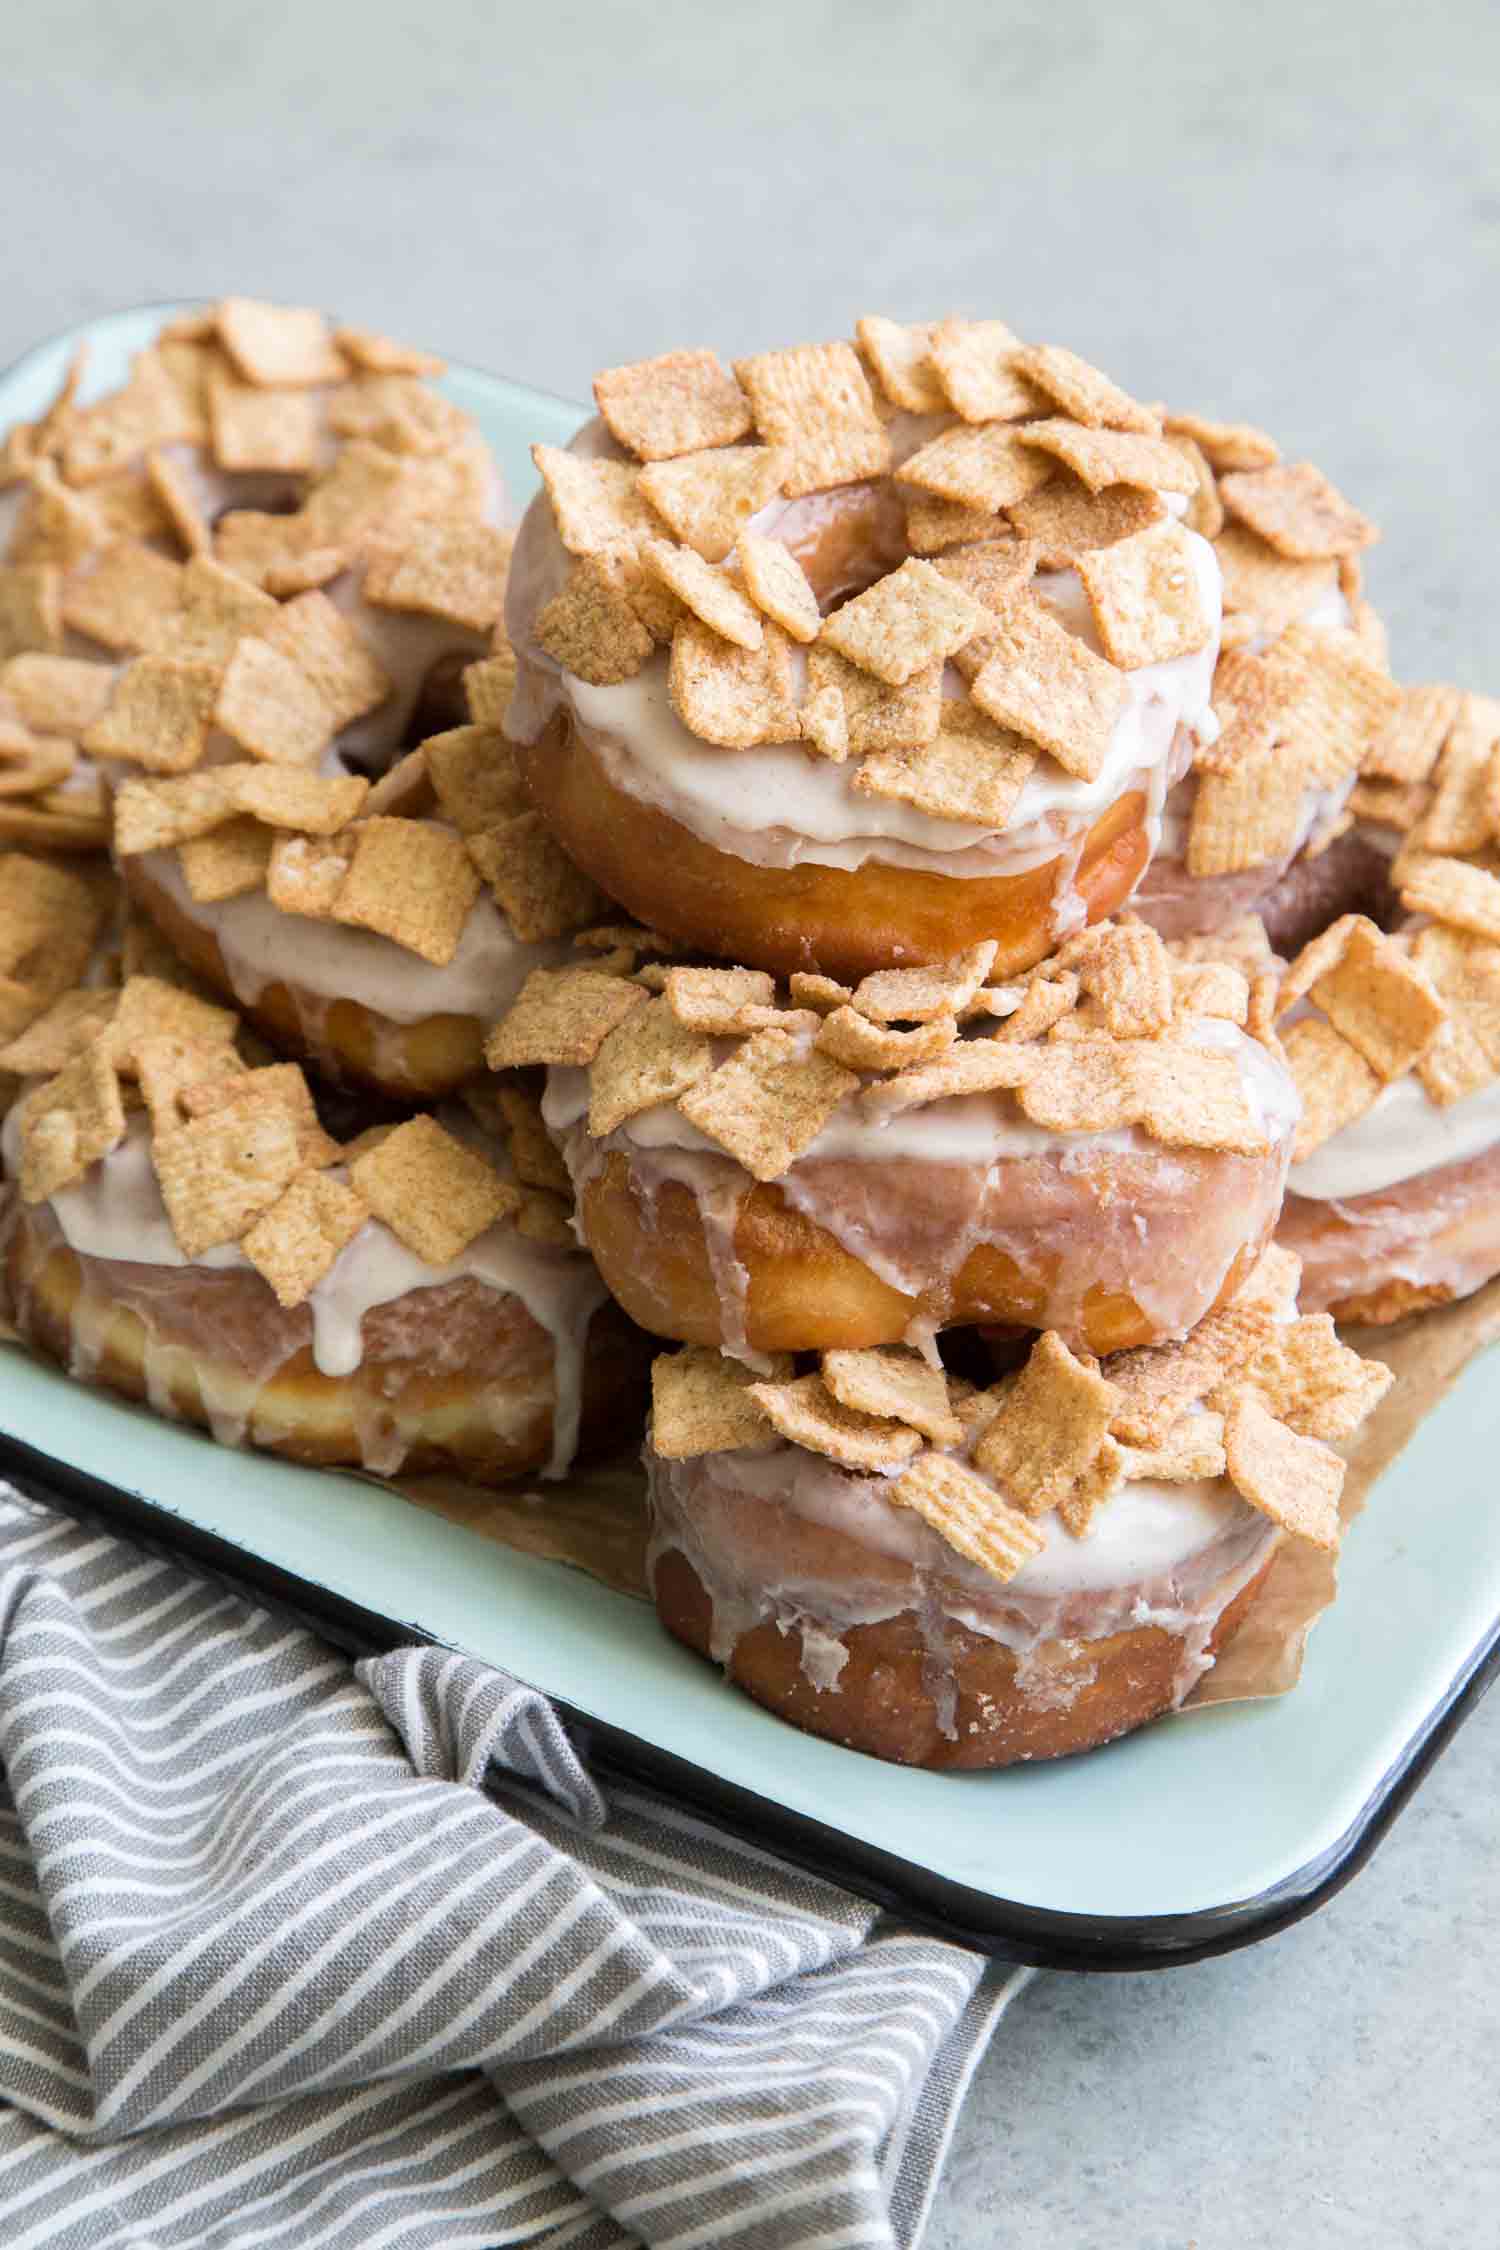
[388,1274,1500,1714]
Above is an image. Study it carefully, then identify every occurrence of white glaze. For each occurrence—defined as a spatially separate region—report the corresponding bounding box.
[1289,1066,1500,1200]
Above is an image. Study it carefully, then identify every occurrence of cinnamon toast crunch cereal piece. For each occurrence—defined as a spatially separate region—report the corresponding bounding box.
[587,995,716,1136]
[18,1042,127,1202]
[637,447,786,563]
[818,557,988,686]
[1,653,114,735]
[641,538,764,649]
[1221,1392,1343,1549]
[113,768,238,855]
[899,422,1053,512]
[887,1451,1046,1582]
[1076,518,1211,669]
[927,318,1038,423]
[855,317,947,414]
[1006,476,1165,567]
[595,350,751,460]
[821,1345,963,1446]
[349,1113,517,1264]
[1163,411,1279,472]
[485,965,648,1069]
[153,1101,302,1257]
[1304,918,1445,1079]
[423,725,527,832]
[216,298,346,386]
[669,615,798,745]
[332,817,479,964]
[363,520,509,633]
[1008,344,1159,433]
[853,696,1037,827]
[178,819,275,902]
[969,598,1127,779]
[82,657,220,773]
[214,637,335,765]
[1016,419,1196,496]
[853,941,998,1024]
[973,1331,1121,1515]
[650,1345,785,1458]
[1214,524,1337,637]
[465,810,606,942]
[535,554,654,686]
[804,645,941,755]
[1219,461,1377,561]
[241,1170,369,1308]
[532,448,663,557]
[733,342,889,497]
[746,1371,922,1472]
[208,371,320,474]
[62,543,183,652]
[736,532,821,643]
[676,1027,857,1181]
[1281,1016,1382,1160]
[1399,855,1500,943]
[1364,682,1460,785]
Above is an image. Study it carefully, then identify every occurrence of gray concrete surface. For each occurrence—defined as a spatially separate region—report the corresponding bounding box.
[2,3,1498,2240]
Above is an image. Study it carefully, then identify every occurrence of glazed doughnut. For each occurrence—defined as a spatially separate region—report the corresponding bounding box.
[507,321,1226,982]
[114,726,602,1102]
[0,299,509,861]
[643,1255,1390,1768]
[0,980,649,1481]
[1269,781,1500,1319]
[1129,419,1395,949]
[487,916,1299,1359]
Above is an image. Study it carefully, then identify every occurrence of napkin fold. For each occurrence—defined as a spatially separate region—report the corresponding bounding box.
[0,1483,1026,2249]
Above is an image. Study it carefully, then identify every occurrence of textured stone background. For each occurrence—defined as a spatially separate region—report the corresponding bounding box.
[2,4,1497,2240]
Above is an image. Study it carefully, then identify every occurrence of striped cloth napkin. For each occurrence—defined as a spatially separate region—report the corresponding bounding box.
[0,1481,1027,2249]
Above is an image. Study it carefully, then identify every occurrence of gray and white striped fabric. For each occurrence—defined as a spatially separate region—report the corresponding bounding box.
[0,1482,1028,2249]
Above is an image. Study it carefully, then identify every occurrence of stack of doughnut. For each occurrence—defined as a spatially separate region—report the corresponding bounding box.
[0,299,651,1482]
[5,299,1473,1772]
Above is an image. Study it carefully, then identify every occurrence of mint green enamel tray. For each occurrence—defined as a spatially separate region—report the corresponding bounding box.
[3,307,1497,1967]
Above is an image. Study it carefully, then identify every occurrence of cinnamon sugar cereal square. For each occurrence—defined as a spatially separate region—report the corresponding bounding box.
[62,544,183,652]
[858,1036,1034,1116]
[264,590,391,727]
[818,558,988,687]
[214,637,334,766]
[853,942,998,1025]
[531,447,663,557]
[1130,1037,1271,1154]
[153,1100,302,1257]
[1199,645,1295,774]
[157,554,280,663]
[1076,519,1211,669]
[662,966,778,1033]
[242,1169,369,1308]
[973,1330,1121,1515]
[216,298,345,386]
[1,652,113,734]
[822,1346,963,1445]
[1399,855,1500,942]
[1418,693,1500,854]
[929,537,1039,614]
[486,964,648,1069]
[102,974,238,1072]
[334,326,444,379]
[0,564,63,662]
[423,725,526,832]
[1008,344,1159,432]
[789,971,854,1014]
[637,447,786,563]
[887,1451,1045,1581]
[595,349,751,460]
[969,598,1128,780]
[997,969,1079,1041]
[855,317,947,414]
[364,520,509,632]
[1411,925,1500,1106]
[1011,1036,1136,1134]
[462,652,517,728]
[733,342,890,497]
[1163,410,1279,472]
[1106,1298,1279,1450]
[736,533,821,643]
[746,1371,922,1471]
[133,1034,245,1132]
[144,448,211,556]
[224,765,368,832]
[349,1113,518,1264]
[1281,1016,1382,1159]
[83,657,220,773]
[1214,526,1337,637]
[814,1008,957,1071]
[178,818,274,902]
[1065,920,1174,1036]
[927,317,1038,423]
[208,370,320,474]
[489,1082,572,1195]
[650,1345,786,1458]
[1228,1315,1392,1444]
[18,1042,127,1202]
[1170,960,1250,1024]
[1364,681,1460,785]
[899,422,1053,513]
[113,768,238,855]
[1267,624,1401,787]
[0,989,116,1076]
[466,810,606,941]
[1222,1392,1343,1549]
[1163,432,1225,540]
[0,737,74,799]
[332,817,479,963]
[1306,920,1445,1079]
[669,615,798,745]
[677,1026,858,1180]
[804,645,941,755]
[905,496,1006,554]
[1186,749,1307,876]
[1017,420,1196,496]
[1118,1412,1228,1484]
[854,698,1037,828]
[642,539,763,649]
[1006,476,1166,567]
[1219,461,1377,561]
[587,994,716,1136]
[266,831,355,918]
[180,1062,338,1170]
[535,555,653,686]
